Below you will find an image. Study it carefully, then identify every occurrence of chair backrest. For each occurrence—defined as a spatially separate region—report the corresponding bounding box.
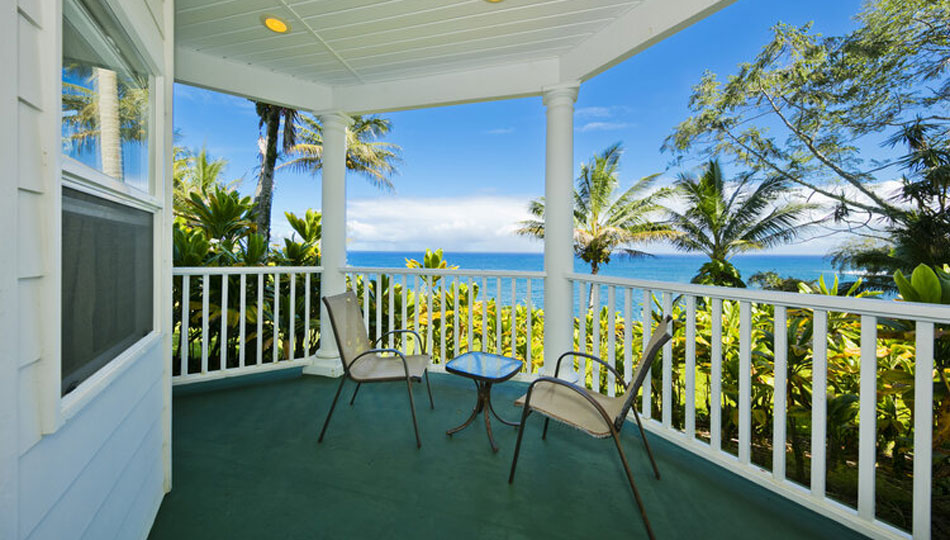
[322,291,372,374]
[616,315,673,429]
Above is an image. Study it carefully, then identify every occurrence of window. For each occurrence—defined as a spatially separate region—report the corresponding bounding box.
[62,0,150,192]
[61,189,154,395]
[60,0,155,396]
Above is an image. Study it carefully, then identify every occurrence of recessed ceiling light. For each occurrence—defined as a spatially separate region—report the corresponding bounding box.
[484,0,504,3]
[261,15,290,34]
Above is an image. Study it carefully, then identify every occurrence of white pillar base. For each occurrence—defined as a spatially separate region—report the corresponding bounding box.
[303,355,344,378]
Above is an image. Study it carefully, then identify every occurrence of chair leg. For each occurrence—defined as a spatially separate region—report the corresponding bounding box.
[318,377,347,443]
[542,418,550,440]
[611,430,656,540]
[349,383,361,406]
[633,409,661,480]
[424,370,434,409]
[508,408,532,484]
[406,376,422,449]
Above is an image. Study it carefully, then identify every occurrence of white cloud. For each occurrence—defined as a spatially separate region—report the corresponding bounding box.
[578,121,631,132]
[484,127,515,135]
[575,106,613,119]
[344,195,541,252]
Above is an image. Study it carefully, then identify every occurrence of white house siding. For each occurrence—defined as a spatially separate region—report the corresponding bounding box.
[2,0,174,538]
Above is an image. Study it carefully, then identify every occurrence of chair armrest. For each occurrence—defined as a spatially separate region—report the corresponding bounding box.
[523,376,615,428]
[554,351,623,382]
[350,348,411,379]
[374,329,426,354]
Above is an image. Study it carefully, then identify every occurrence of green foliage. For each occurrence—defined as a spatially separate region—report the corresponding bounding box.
[518,143,674,274]
[894,263,950,304]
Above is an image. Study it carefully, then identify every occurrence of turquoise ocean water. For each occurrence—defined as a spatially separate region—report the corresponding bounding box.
[347,252,846,311]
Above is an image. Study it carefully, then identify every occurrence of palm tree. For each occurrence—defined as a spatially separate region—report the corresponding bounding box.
[173,146,231,213]
[517,143,674,275]
[666,160,817,287]
[281,113,401,190]
[252,101,299,245]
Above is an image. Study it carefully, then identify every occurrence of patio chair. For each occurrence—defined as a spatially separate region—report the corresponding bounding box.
[318,291,434,448]
[508,315,672,540]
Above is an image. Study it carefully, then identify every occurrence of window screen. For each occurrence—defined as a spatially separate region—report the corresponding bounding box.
[62,188,153,395]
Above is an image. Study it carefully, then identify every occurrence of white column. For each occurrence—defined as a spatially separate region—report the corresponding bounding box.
[305,111,352,377]
[542,83,579,376]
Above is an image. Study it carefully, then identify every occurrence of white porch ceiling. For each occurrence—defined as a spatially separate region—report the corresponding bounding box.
[173,0,734,113]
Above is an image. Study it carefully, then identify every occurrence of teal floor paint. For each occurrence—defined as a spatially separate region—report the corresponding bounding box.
[150,374,867,539]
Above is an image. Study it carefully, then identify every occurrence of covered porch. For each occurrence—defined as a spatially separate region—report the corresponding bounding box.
[151,373,861,539]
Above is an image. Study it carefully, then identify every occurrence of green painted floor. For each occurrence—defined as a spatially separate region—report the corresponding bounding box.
[150,373,866,540]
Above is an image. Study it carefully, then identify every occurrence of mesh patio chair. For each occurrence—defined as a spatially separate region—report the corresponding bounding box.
[318,291,434,448]
[508,315,672,540]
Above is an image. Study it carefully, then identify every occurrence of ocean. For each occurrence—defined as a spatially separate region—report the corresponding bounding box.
[347,252,846,310]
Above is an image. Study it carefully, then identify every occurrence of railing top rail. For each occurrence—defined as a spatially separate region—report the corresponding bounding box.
[343,266,546,279]
[174,266,323,276]
[568,272,950,323]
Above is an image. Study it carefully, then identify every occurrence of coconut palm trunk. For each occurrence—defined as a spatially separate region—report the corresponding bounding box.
[253,107,281,244]
[96,68,122,180]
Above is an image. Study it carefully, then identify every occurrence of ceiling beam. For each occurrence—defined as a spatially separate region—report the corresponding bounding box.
[559,0,736,82]
[174,48,333,111]
[330,57,561,114]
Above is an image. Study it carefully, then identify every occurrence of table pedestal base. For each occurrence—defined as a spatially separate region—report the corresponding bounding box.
[446,380,519,452]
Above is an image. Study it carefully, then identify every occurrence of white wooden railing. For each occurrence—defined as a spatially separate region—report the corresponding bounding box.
[343,266,545,375]
[172,267,323,384]
[569,272,949,540]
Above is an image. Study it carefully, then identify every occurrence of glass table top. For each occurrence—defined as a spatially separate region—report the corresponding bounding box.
[445,352,523,382]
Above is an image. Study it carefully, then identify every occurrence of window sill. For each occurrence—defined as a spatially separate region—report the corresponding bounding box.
[62,157,162,212]
[60,331,162,422]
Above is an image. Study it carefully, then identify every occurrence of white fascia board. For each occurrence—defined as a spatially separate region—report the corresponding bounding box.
[559,0,736,82]
[330,57,560,114]
[174,48,332,112]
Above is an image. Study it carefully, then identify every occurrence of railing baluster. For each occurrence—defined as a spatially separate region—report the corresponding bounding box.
[811,309,828,499]
[641,289,652,418]
[180,275,190,376]
[662,291,673,427]
[388,273,395,349]
[510,278,517,358]
[685,295,696,440]
[913,321,934,540]
[257,273,263,366]
[453,277,460,359]
[526,279,533,374]
[201,273,209,374]
[303,273,310,362]
[711,297,722,452]
[857,314,876,520]
[363,274,370,332]
[376,274,382,346]
[273,273,280,364]
[414,275,420,350]
[773,306,787,482]
[495,277,503,354]
[440,280,446,363]
[427,275,435,355]
[592,284,601,393]
[579,281,588,355]
[739,300,752,464]
[289,273,296,361]
[239,274,247,369]
[481,276,488,352]
[402,274,408,351]
[468,277,474,354]
[220,274,229,371]
[624,287,632,386]
[607,286,616,397]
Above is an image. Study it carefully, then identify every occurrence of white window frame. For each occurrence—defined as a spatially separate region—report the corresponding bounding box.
[58,0,164,419]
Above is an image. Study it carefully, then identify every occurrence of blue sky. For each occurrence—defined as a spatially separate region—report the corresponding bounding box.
[173,0,871,254]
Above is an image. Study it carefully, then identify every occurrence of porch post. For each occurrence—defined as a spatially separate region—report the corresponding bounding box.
[541,83,579,376]
[305,111,352,377]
